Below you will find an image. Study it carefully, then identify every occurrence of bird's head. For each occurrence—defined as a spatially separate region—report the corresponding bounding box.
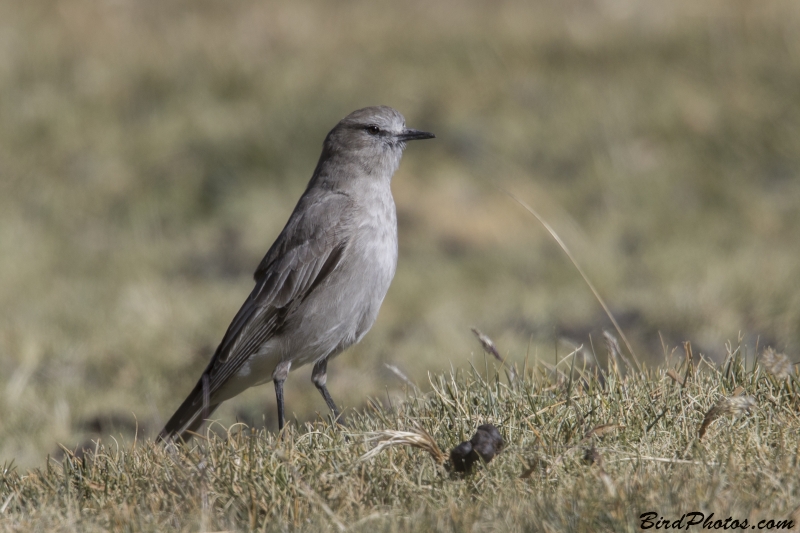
[322,106,434,178]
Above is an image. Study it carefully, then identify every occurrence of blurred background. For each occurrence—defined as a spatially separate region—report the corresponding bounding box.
[1,0,799,468]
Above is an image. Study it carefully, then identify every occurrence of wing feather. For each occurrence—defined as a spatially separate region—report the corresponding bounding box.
[159,190,354,440]
[202,191,352,399]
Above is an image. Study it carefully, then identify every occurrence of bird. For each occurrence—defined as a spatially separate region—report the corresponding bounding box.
[158,106,434,442]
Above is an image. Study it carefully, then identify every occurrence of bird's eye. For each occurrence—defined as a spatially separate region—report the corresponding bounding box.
[366,125,381,135]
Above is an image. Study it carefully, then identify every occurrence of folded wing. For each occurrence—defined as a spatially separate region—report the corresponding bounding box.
[158,190,353,441]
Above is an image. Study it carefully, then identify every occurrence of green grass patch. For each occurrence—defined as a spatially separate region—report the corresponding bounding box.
[2,344,798,532]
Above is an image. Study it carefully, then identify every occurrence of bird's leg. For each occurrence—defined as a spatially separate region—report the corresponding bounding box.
[312,359,343,424]
[272,360,292,431]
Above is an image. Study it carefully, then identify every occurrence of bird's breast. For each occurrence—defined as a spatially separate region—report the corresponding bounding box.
[353,188,398,281]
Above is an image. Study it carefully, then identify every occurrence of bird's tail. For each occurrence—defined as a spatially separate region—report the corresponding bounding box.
[157,374,221,443]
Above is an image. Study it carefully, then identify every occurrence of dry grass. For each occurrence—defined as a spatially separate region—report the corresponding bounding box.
[1,345,798,531]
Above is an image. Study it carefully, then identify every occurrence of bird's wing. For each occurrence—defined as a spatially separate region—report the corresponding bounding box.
[203,190,354,395]
[158,190,354,441]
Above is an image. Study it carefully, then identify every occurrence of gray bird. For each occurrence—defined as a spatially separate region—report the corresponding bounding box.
[158,106,434,442]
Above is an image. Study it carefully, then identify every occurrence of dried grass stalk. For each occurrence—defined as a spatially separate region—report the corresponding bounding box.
[471,328,518,381]
[666,369,685,386]
[760,347,794,380]
[698,395,756,439]
[359,428,445,464]
[583,424,624,440]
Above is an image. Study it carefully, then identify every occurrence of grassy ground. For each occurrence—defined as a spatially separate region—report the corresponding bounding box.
[1,346,798,531]
[1,0,800,523]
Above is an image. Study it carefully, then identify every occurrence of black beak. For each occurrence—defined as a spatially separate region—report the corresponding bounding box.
[397,128,435,142]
